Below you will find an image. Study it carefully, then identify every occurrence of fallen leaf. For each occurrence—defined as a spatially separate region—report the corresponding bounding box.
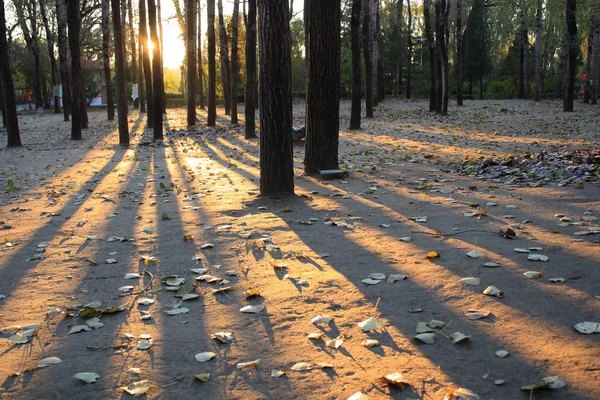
[548,277,566,283]
[483,262,501,267]
[444,387,480,400]
[358,317,383,332]
[240,304,265,314]
[243,288,261,298]
[211,332,235,343]
[426,251,440,259]
[459,277,481,286]
[388,274,408,283]
[523,271,542,279]
[315,362,334,369]
[74,372,100,384]
[513,248,530,253]
[271,369,285,377]
[201,243,214,249]
[164,307,189,315]
[308,332,322,340]
[121,380,150,397]
[347,392,371,400]
[135,340,155,350]
[398,236,413,242]
[236,359,260,369]
[137,298,155,305]
[528,254,549,262]
[573,321,600,334]
[325,335,344,349]
[106,258,118,264]
[362,278,382,285]
[464,309,491,320]
[195,352,217,362]
[369,273,386,280]
[311,315,332,324]
[383,372,410,387]
[124,273,140,279]
[194,373,210,382]
[37,357,62,368]
[68,325,92,335]
[162,276,185,286]
[414,333,435,344]
[291,362,311,371]
[483,285,503,297]
[428,319,445,329]
[451,332,471,344]
[466,250,482,259]
[495,349,509,358]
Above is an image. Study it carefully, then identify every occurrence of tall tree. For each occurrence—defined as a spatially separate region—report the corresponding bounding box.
[406,0,413,99]
[376,3,384,103]
[140,0,154,126]
[564,0,577,112]
[127,0,139,108]
[0,0,21,147]
[16,0,44,109]
[197,0,204,109]
[217,0,231,114]
[244,0,257,137]
[362,0,373,117]
[349,0,361,130]
[584,16,593,104]
[102,0,115,120]
[39,0,61,114]
[534,0,543,102]
[66,0,83,139]
[519,7,529,99]
[396,0,403,96]
[423,0,435,111]
[111,0,129,145]
[186,0,196,126]
[157,0,166,113]
[304,0,341,175]
[148,0,163,138]
[56,0,70,121]
[138,27,146,113]
[230,0,239,124]
[592,1,600,105]
[207,0,216,126]
[455,0,463,105]
[433,0,448,114]
[258,0,294,194]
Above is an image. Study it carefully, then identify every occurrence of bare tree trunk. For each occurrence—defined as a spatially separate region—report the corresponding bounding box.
[207,0,217,126]
[397,0,403,96]
[197,0,205,109]
[157,0,166,113]
[376,5,384,103]
[218,0,231,114]
[455,0,463,105]
[128,0,138,108]
[66,0,83,139]
[534,0,542,102]
[111,0,129,145]
[584,16,593,104]
[39,0,61,114]
[102,0,115,120]
[350,0,362,129]
[258,0,294,194]
[519,9,528,99]
[564,0,577,112]
[424,0,435,112]
[304,0,341,175]
[140,0,154,126]
[186,0,196,126]
[370,0,379,105]
[138,32,145,112]
[434,0,442,113]
[363,0,373,117]
[244,0,257,137]
[148,0,163,138]
[0,0,21,146]
[592,1,600,104]
[230,0,239,124]
[56,0,70,121]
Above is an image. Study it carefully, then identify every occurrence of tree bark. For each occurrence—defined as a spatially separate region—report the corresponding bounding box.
[217,0,231,115]
[304,0,341,175]
[127,0,138,108]
[111,0,130,145]
[350,0,362,130]
[197,0,205,109]
[140,0,154,125]
[397,0,403,96]
[244,0,257,138]
[406,0,413,99]
[370,0,379,105]
[230,0,239,124]
[138,30,146,113]
[258,0,294,194]
[148,0,163,138]
[39,0,61,114]
[376,4,384,103]
[56,0,70,121]
[592,1,600,105]
[564,0,577,112]
[102,0,115,120]
[66,0,83,139]
[0,0,21,147]
[534,0,542,102]
[157,0,166,113]
[424,0,435,112]
[363,0,373,117]
[207,0,217,126]
[584,16,593,104]
[455,0,463,105]
[186,0,196,125]
[519,9,528,99]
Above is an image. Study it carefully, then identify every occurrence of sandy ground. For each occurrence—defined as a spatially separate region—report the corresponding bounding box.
[0,99,599,400]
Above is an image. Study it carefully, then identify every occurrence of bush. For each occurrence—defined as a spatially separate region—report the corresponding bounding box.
[486,77,518,99]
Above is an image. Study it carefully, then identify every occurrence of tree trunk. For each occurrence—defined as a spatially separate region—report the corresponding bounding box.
[584,16,593,104]
[0,0,21,147]
[102,0,115,120]
[304,0,341,175]
[56,0,70,121]
[424,0,435,112]
[66,0,83,140]
[406,0,413,99]
[370,0,379,105]
[218,0,231,115]
[207,0,217,125]
[350,0,361,130]
[244,0,257,138]
[0,81,6,127]
[441,0,449,114]
[397,0,403,96]
[434,0,442,113]
[138,30,145,113]
[557,39,567,98]
[186,0,196,125]
[376,5,384,103]
[127,0,138,108]
[39,0,61,114]
[197,0,205,109]
[519,10,528,99]
[258,0,294,194]
[111,0,130,145]
[456,0,463,105]
[363,0,373,117]
[157,0,166,113]
[230,0,239,124]
[592,1,600,105]
[18,1,44,109]
[564,0,577,112]
[534,0,542,102]
[140,0,154,126]
[148,0,163,138]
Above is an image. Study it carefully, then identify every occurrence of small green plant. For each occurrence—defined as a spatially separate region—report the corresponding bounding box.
[5,179,19,193]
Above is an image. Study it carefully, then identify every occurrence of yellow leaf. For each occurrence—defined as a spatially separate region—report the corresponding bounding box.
[426,251,440,259]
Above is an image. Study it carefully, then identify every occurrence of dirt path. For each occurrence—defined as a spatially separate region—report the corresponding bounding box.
[0,99,599,399]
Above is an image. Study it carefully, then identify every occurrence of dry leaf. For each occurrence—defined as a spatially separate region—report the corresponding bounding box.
[244,288,261,298]
[358,317,383,332]
[369,273,386,280]
[68,325,92,335]
[237,359,260,369]
[451,332,470,344]
[573,321,600,334]
[121,380,150,397]
[415,333,435,344]
[325,335,344,349]
[347,392,371,400]
[466,250,482,259]
[362,278,382,285]
[37,357,62,368]
[426,251,440,259]
[291,362,311,371]
[74,372,100,384]
[483,285,503,297]
[240,304,265,314]
[523,271,542,279]
[464,309,491,320]
[444,387,480,400]
[271,369,285,377]
[308,332,322,340]
[194,373,210,382]
[135,340,154,350]
[311,315,332,324]
[211,332,235,343]
[459,277,481,286]
[483,262,501,267]
[388,274,408,283]
[528,254,549,262]
[383,372,410,387]
[361,339,380,347]
[195,352,217,362]
[495,349,509,358]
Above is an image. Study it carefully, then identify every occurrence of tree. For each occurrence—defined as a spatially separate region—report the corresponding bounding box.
[148,0,163,138]
[519,6,529,99]
[592,1,600,105]
[406,0,413,99]
[111,0,129,145]
[349,0,361,130]
[230,0,239,124]
[534,0,542,102]
[423,0,435,111]
[304,0,341,175]
[217,0,231,115]
[197,0,204,109]
[463,0,490,100]
[363,0,373,117]
[56,0,70,121]
[584,15,593,104]
[140,0,154,126]
[186,0,196,126]
[456,0,463,105]
[207,0,216,126]
[127,0,138,108]
[16,0,44,109]
[564,0,577,112]
[66,0,84,140]
[434,0,449,115]
[102,0,115,120]
[39,0,61,114]
[258,0,294,194]
[244,0,257,138]
[0,0,21,147]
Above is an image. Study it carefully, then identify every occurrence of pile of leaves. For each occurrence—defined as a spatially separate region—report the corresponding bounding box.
[446,150,600,187]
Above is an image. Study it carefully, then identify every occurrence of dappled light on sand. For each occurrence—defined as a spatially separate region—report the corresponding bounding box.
[0,100,599,399]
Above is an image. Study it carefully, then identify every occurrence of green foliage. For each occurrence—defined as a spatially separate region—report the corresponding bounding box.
[82,69,102,106]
